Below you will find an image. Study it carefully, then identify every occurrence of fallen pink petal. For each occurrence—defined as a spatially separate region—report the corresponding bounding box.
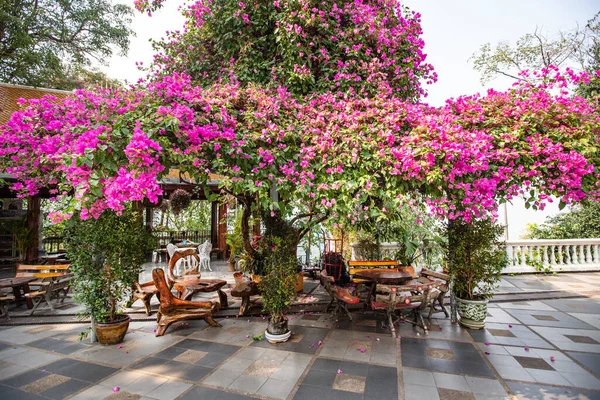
[113,387,120,393]
[550,356,556,362]
[337,369,343,374]
[485,342,490,346]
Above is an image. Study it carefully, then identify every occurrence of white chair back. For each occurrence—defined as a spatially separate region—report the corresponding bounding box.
[166,243,178,259]
[198,241,212,271]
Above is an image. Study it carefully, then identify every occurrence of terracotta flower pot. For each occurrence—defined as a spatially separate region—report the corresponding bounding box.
[95,315,130,345]
[294,272,304,292]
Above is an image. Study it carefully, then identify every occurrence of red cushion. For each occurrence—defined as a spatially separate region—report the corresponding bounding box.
[334,287,360,304]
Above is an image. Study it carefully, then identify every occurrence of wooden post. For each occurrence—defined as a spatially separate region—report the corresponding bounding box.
[218,204,227,260]
[25,196,40,263]
[210,201,218,248]
[145,206,153,232]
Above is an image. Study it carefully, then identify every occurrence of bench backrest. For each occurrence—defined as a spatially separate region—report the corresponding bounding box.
[347,260,399,276]
[16,264,70,277]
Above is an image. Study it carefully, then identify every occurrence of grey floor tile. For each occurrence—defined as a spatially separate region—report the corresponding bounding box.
[433,372,470,391]
[403,368,435,386]
[404,383,440,400]
[294,384,363,400]
[465,376,507,396]
[256,378,296,399]
[42,359,117,383]
[493,365,535,382]
[145,380,192,400]
[525,368,572,386]
[39,378,90,400]
[561,371,600,390]
[228,374,268,393]
[507,381,600,400]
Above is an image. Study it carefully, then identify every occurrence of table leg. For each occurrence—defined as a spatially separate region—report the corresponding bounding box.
[239,296,249,316]
[217,290,228,308]
[181,288,192,301]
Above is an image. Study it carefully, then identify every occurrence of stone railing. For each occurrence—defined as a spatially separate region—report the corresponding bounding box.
[349,242,436,269]
[505,239,600,274]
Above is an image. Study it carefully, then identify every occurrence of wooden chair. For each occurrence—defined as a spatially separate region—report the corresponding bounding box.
[131,281,160,315]
[371,283,432,337]
[420,268,450,320]
[152,268,221,337]
[25,273,73,315]
[320,269,360,320]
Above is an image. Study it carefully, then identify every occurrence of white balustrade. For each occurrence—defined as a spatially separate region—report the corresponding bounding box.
[504,239,600,273]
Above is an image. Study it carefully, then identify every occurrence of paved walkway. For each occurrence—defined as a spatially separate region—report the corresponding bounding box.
[1,270,600,399]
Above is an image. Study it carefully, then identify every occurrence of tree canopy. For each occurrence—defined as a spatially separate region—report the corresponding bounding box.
[0,0,599,246]
[0,0,134,89]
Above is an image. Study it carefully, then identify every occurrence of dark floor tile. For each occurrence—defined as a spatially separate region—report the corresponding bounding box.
[459,361,495,378]
[179,386,257,400]
[367,365,397,381]
[402,354,431,370]
[364,376,398,399]
[1,369,48,387]
[0,384,46,400]
[294,385,363,400]
[209,343,241,357]
[153,346,188,360]
[339,361,369,377]
[400,337,425,348]
[302,369,336,388]
[39,378,89,400]
[565,335,600,345]
[514,356,554,371]
[401,345,427,358]
[131,356,168,373]
[423,339,451,349]
[43,360,117,383]
[311,358,341,372]
[568,352,600,376]
[27,338,87,355]
[194,353,229,368]
[507,381,600,400]
[302,315,321,321]
[163,360,212,381]
[427,358,462,375]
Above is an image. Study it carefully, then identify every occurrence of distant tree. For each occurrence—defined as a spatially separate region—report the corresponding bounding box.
[471,12,599,83]
[0,0,134,90]
[524,202,600,239]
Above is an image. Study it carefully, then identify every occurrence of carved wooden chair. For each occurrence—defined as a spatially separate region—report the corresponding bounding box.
[371,283,431,337]
[420,268,450,320]
[152,268,221,336]
[130,281,160,315]
[167,249,201,288]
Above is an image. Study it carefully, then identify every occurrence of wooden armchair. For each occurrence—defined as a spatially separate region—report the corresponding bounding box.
[152,268,221,337]
[371,283,431,337]
[420,269,450,320]
[167,249,200,288]
[320,269,360,320]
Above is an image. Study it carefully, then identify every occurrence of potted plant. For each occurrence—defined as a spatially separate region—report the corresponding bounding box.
[446,218,507,329]
[63,207,156,344]
[259,235,298,343]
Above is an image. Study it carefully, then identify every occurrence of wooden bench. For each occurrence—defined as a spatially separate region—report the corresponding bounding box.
[347,260,401,283]
[0,294,15,320]
[24,273,73,315]
[320,269,360,320]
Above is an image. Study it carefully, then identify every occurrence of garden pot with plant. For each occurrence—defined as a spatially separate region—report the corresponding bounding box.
[446,219,507,329]
[64,208,156,344]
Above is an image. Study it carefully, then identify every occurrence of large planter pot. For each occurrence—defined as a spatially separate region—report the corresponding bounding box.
[294,272,304,292]
[456,296,488,330]
[95,315,130,345]
[265,316,291,343]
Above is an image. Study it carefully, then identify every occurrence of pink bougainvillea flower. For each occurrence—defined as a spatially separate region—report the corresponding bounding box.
[550,356,555,362]
[113,387,120,392]
[485,342,490,346]
[524,346,530,351]
[508,325,513,328]
[485,352,490,355]
[337,369,343,374]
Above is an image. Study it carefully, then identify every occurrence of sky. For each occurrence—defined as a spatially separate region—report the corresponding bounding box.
[100,0,600,240]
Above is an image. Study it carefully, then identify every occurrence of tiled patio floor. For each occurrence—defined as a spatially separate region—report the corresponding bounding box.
[1,271,600,399]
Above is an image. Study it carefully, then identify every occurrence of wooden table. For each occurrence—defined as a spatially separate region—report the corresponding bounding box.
[353,270,413,284]
[32,272,69,279]
[0,277,36,309]
[173,277,228,307]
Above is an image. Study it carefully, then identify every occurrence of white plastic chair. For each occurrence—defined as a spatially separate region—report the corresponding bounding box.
[166,243,178,260]
[198,241,212,272]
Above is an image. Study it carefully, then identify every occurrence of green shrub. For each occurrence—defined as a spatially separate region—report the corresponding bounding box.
[64,207,156,323]
[446,219,507,300]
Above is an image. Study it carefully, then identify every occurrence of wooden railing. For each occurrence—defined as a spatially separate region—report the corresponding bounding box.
[42,236,64,254]
[505,239,600,273]
[152,230,211,248]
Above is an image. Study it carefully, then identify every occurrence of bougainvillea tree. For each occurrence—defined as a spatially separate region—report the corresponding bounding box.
[0,0,599,263]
